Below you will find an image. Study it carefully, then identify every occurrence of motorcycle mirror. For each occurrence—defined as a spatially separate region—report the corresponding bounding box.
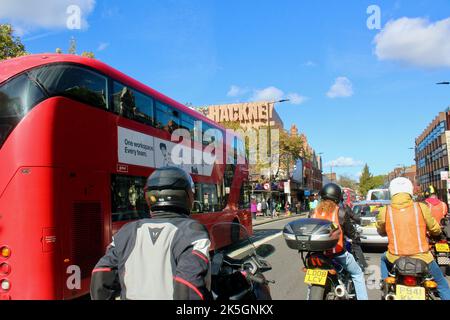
[255,244,276,258]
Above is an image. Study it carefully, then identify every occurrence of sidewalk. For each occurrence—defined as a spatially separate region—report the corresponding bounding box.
[252,211,309,227]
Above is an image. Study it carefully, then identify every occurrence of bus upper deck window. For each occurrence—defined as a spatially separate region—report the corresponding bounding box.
[29,65,107,110]
[112,82,154,126]
[0,74,46,147]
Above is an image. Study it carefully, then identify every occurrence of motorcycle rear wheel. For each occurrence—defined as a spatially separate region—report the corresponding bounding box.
[309,285,326,300]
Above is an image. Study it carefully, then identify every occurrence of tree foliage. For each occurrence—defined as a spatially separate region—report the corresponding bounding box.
[0,24,26,61]
[359,164,387,196]
[57,37,95,58]
[220,122,307,181]
[338,175,358,190]
[81,51,95,58]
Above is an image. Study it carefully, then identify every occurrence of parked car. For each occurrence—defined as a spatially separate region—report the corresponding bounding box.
[352,201,390,247]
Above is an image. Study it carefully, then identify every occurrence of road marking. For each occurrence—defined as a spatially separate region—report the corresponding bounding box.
[228,232,283,258]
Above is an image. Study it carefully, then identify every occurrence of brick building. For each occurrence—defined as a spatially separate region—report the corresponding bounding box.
[415,110,450,204]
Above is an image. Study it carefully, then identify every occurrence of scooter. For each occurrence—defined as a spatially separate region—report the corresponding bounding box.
[210,222,275,300]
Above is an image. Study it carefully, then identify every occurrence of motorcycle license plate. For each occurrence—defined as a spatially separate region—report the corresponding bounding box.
[395,285,426,300]
[436,243,450,253]
[304,269,328,286]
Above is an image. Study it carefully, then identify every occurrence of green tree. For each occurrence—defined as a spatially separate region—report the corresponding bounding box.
[68,37,77,54]
[338,174,358,190]
[371,175,387,189]
[0,24,26,60]
[81,51,95,58]
[359,164,373,196]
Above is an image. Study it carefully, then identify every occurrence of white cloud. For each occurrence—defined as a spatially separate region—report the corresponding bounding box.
[97,42,109,51]
[374,17,450,68]
[227,85,248,97]
[325,157,364,168]
[250,86,307,105]
[251,86,284,102]
[326,77,354,98]
[303,61,317,67]
[0,0,96,34]
[286,93,307,105]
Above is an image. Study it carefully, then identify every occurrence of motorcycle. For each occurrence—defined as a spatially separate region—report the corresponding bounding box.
[283,218,357,300]
[429,221,450,276]
[345,225,369,273]
[210,222,275,300]
[381,257,440,300]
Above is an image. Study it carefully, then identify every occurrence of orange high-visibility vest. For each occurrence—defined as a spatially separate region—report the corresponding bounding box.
[313,204,344,255]
[385,203,429,256]
[427,201,447,224]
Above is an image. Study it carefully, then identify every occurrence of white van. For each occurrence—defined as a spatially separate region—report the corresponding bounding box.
[366,189,390,201]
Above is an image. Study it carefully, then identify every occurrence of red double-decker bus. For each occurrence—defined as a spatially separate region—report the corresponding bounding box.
[0,54,251,300]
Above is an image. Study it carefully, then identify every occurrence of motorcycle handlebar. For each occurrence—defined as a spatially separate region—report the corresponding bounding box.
[246,273,274,285]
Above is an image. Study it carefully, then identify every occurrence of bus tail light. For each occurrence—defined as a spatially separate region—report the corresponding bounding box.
[0,246,11,259]
[0,263,10,275]
[0,279,10,292]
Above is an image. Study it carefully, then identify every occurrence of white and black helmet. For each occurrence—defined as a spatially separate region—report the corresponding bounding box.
[144,167,195,215]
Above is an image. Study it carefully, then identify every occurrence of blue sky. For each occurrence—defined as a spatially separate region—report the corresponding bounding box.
[3,0,450,180]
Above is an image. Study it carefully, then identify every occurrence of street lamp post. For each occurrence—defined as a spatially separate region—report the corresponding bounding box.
[267,99,290,196]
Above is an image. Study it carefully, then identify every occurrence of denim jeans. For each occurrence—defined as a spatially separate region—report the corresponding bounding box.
[333,251,369,300]
[380,252,450,300]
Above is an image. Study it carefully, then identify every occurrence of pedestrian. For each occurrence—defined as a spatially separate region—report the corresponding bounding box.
[309,195,318,218]
[295,201,301,215]
[261,198,268,217]
[90,167,211,300]
[376,177,450,300]
[275,202,282,217]
[285,201,291,216]
[257,201,262,216]
[270,199,277,218]
[250,198,257,220]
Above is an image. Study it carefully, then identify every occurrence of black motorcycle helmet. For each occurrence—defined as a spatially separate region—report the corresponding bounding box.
[424,185,436,198]
[144,166,195,215]
[319,183,342,204]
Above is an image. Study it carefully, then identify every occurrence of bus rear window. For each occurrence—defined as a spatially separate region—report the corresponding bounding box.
[111,174,149,222]
[29,64,107,110]
[0,74,46,147]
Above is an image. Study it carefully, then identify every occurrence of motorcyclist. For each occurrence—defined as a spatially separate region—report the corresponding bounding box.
[90,167,212,300]
[376,177,450,300]
[424,185,448,225]
[312,183,369,300]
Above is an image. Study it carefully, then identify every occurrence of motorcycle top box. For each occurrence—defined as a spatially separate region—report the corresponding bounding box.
[283,218,341,252]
